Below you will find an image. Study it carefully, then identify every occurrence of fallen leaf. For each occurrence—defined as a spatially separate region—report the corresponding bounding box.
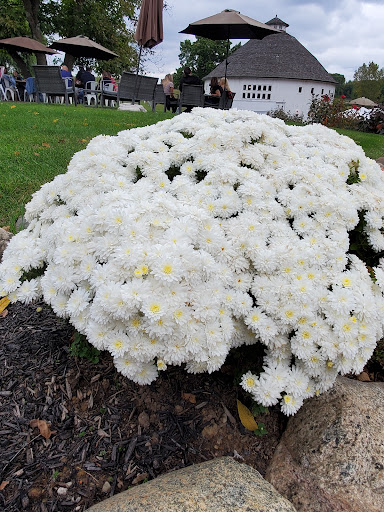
[34,152,40,156]
[1,226,10,231]
[132,472,148,485]
[53,119,59,123]
[14,151,20,156]
[0,297,10,313]
[10,105,16,109]
[58,139,66,143]
[0,481,9,491]
[181,392,196,404]
[79,138,87,143]
[41,142,50,148]
[237,399,258,431]
[30,419,56,439]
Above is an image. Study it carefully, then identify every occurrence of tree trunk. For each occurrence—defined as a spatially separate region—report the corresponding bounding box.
[8,51,32,78]
[22,0,47,65]
[63,54,75,72]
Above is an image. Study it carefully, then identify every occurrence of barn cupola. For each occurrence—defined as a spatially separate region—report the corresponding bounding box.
[266,16,289,32]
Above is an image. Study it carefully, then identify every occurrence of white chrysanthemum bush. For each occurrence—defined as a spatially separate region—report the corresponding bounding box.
[2,108,384,415]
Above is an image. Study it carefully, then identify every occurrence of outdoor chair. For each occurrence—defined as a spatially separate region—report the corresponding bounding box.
[83,80,99,106]
[154,83,167,112]
[178,84,204,112]
[33,65,77,106]
[216,91,236,110]
[100,72,158,110]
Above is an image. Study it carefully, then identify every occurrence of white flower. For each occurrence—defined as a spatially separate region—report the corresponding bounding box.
[1,108,384,416]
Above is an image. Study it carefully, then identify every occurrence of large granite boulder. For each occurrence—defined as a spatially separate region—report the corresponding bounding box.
[266,377,384,512]
[86,457,297,512]
[0,227,12,262]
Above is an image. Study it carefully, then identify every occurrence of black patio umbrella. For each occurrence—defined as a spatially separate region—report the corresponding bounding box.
[180,9,280,82]
[49,35,118,60]
[0,36,57,54]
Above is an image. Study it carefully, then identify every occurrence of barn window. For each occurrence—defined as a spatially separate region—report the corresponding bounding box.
[263,85,267,91]
[248,85,252,90]
[242,93,246,98]
[298,87,302,93]
[262,93,266,99]
[243,85,246,90]
[252,93,255,98]
[257,93,261,99]
[268,85,272,91]
[247,93,250,98]
[253,85,256,90]
[258,85,261,90]
[311,88,314,94]
[267,94,271,100]
[321,89,324,94]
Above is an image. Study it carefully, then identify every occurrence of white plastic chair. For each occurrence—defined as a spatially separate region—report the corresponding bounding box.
[102,82,117,107]
[84,81,98,106]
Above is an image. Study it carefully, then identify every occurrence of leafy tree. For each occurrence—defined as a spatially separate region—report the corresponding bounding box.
[41,0,140,74]
[353,61,384,101]
[0,0,140,76]
[330,73,346,97]
[0,0,35,76]
[176,37,241,81]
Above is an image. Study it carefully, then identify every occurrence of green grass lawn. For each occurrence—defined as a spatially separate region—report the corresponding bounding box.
[334,128,384,161]
[1,101,383,230]
[0,102,174,229]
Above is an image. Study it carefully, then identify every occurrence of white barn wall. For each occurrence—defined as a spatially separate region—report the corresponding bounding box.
[204,78,336,118]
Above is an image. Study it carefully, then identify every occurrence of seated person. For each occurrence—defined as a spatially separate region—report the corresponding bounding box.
[219,77,234,99]
[162,73,178,113]
[13,70,25,98]
[60,65,73,88]
[204,77,223,107]
[101,71,117,91]
[76,67,96,103]
[77,67,95,89]
[179,66,202,112]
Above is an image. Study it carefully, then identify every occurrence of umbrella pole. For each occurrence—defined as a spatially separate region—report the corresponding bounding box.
[133,45,143,104]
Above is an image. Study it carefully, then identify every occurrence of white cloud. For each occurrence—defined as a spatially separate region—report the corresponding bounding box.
[141,1,384,81]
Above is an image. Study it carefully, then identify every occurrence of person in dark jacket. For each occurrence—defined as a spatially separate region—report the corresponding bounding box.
[179,67,202,112]
[204,77,223,107]
[179,67,201,91]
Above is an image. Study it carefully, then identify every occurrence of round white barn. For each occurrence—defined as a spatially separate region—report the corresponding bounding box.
[204,16,337,118]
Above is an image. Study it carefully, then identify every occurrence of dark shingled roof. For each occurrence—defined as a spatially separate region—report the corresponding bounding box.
[205,32,337,83]
[266,16,289,28]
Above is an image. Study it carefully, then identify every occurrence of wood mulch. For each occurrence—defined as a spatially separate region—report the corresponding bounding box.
[0,301,288,512]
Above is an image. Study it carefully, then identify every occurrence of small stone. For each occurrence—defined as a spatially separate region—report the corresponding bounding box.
[102,481,111,493]
[57,487,68,496]
[28,488,43,500]
[201,422,219,440]
[357,371,370,381]
[138,411,150,429]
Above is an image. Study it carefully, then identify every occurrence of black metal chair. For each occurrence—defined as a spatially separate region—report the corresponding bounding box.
[100,72,158,110]
[178,84,205,113]
[209,90,236,110]
[154,84,167,112]
[33,65,77,106]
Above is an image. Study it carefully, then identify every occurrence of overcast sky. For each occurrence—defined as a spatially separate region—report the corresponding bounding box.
[142,0,384,81]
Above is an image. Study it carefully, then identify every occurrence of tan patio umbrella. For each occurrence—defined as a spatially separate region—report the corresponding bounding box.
[0,36,57,54]
[134,0,163,74]
[349,97,377,107]
[179,9,280,84]
[49,35,118,60]
[135,0,163,49]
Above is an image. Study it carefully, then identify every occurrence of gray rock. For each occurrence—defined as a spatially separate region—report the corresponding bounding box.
[265,377,384,512]
[85,456,297,512]
[0,227,12,262]
[15,215,29,232]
